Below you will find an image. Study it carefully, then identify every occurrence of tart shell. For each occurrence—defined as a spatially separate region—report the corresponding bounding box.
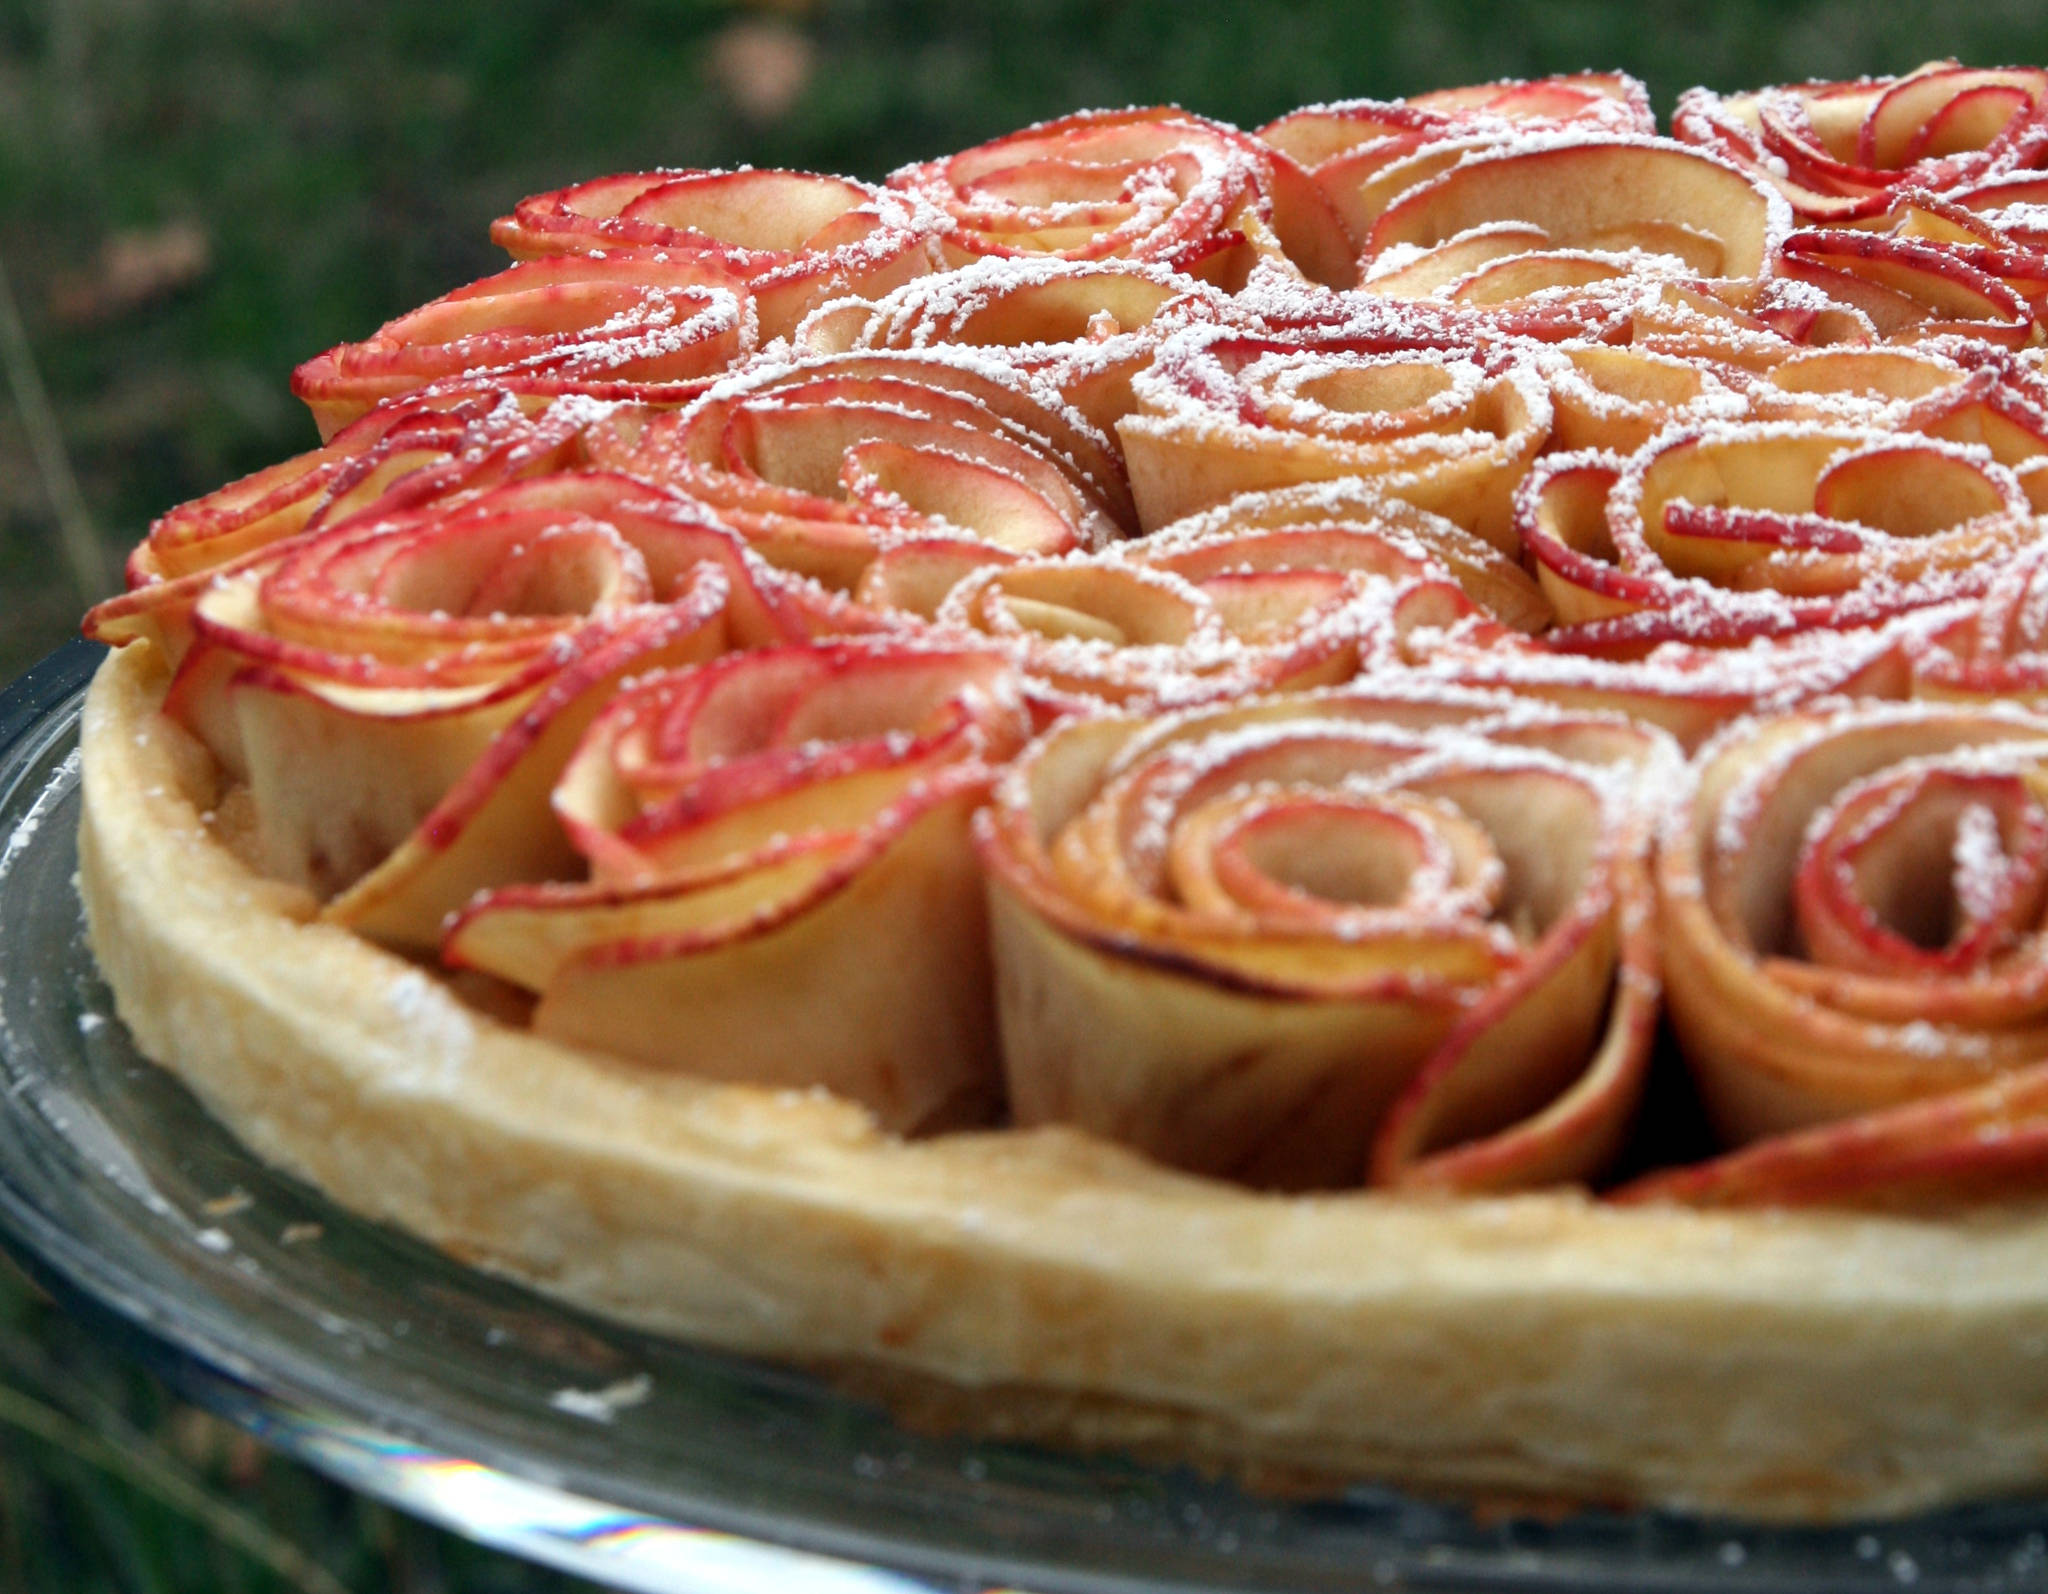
[77,640,2048,1521]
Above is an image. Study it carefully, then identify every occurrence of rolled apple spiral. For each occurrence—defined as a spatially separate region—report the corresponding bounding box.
[888,106,1359,289]
[1361,134,1787,282]
[1119,324,1551,547]
[583,348,1133,590]
[852,494,1540,719]
[1522,421,2038,653]
[978,687,1675,1192]
[793,256,1239,436]
[156,472,822,949]
[1673,62,2048,225]
[491,168,941,338]
[83,390,591,669]
[1258,73,1654,239]
[291,254,757,439]
[1637,700,2048,1207]
[444,641,1030,1131]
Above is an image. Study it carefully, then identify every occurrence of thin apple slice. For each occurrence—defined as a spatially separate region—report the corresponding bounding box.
[444,642,1029,1131]
[1368,137,1784,280]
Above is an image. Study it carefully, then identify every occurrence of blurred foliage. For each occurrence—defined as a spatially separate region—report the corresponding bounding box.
[6,0,2048,1583]
[0,1255,593,1590]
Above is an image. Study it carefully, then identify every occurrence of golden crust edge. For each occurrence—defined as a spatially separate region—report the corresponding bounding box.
[74,641,2048,1521]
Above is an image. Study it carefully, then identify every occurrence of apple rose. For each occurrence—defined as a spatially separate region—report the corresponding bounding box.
[291,254,756,440]
[852,492,1539,719]
[1521,423,2037,653]
[1673,62,2048,225]
[1845,188,2048,330]
[1774,228,2036,348]
[1134,479,1552,633]
[442,642,1030,1132]
[1362,135,1788,283]
[1259,74,1653,239]
[582,349,1133,591]
[159,472,822,950]
[489,168,940,339]
[887,106,1359,290]
[1587,276,1874,372]
[1118,324,1550,549]
[1636,700,2048,1206]
[978,687,1675,1192]
[83,390,589,669]
[793,256,1238,436]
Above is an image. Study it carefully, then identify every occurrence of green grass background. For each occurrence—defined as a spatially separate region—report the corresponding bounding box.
[5,0,2048,1585]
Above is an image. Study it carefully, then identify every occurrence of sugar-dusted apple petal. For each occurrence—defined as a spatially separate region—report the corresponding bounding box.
[445,641,1030,1131]
[491,168,940,339]
[1656,702,2048,1152]
[1673,64,2048,225]
[1118,324,1550,548]
[1366,136,1788,281]
[888,107,1359,290]
[793,256,1242,436]
[83,390,589,668]
[1522,423,2037,651]
[1259,74,1652,238]
[1777,230,2034,348]
[292,254,756,440]
[1141,480,1552,635]
[585,348,1132,590]
[979,686,1676,1190]
[1539,344,1747,453]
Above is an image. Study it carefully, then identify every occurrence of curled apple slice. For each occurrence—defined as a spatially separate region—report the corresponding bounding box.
[1259,74,1652,239]
[888,106,1358,290]
[1366,136,1786,281]
[1777,230,2035,348]
[158,473,820,950]
[1420,617,1915,753]
[1654,702,2048,1181]
[83,390,587,669]
[978,686,1676,1191]
[444,641,1030,1132]
[1140,480,1552,635]
[1747,345,1973,427]
[1673,65,2048,226]
[491,168,940,338]
[1540,344,1746,453]
[1916,539,2048,703]
[856,491,1538,718]
[292,254,756,440]
[1953,172,2048,251]
[584,348,1131,590]
[1118,325,1550,549]
[1524,422,2036,649]
[794,256,1237,436]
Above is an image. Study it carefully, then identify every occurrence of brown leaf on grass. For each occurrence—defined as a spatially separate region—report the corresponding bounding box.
[48,220,212,326]
[705,18,816,124]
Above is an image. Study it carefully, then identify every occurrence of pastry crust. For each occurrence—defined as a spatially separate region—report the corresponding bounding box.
[78,640,2048,1520]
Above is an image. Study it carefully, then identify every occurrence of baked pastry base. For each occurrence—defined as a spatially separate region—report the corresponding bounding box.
[76,641,2048,1521]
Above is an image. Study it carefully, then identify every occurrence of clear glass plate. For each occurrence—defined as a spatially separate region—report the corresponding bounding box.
[4,640,2048,1594]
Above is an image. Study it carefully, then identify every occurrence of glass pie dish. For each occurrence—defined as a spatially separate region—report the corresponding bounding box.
[3,640,2047,1594]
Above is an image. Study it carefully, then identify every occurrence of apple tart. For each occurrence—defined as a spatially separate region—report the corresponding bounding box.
[74,65,2048,1521]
